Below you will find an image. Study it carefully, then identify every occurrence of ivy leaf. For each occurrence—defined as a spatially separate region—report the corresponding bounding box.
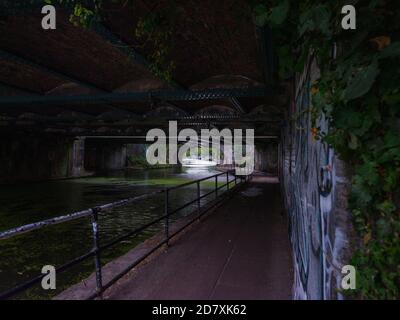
[299,4,330,36]
[379,42,400,59]
[369,36,391,51]
[348,132,358,150]
[357,160,380,186]
[352,175,373,205]
[383,169,397,191]
[268,0,290,26]
[254,4,269,27]
[312,91,323,108]
[255,13,269,27]
[383,93,400,106]
[343,61,380,101]
[255,1,290,27]
[277,45,294,78]
[299,9,314,36]
[376,201,396,215]
[313,5,331,36]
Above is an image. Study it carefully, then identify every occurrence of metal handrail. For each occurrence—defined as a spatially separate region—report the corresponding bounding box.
[0,190,164,241]
[0,170,251,300]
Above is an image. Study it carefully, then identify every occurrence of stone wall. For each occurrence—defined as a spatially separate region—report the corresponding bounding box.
[126,144,147,161]
[280,56,353,299]
[0,134,86,184]
[85,141,127,171]
[254,143,278,174]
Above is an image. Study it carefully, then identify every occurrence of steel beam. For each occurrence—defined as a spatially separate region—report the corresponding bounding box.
[0,81,40,95]
[0,87,272,107]
[0,49,107,92]
[229,97,245,114]
[0,50,144,116]
[0,81,100,116]
[92,24,151,71]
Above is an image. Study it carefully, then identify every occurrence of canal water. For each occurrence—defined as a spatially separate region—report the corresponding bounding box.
[0,167,229,299]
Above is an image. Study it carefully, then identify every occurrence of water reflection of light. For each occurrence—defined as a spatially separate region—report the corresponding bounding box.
[182,167,216,177]
[181,158,217,168]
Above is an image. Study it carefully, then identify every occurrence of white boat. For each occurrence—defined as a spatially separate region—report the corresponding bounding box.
[181,158,217,168]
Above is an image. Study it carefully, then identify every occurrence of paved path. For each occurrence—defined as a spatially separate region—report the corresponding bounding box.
[105,175,293,300]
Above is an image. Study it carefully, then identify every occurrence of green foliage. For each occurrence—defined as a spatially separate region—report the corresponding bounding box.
[127,154,149,168]
[255,0,290,27]
[254,0,400,299]
[127,154,173,169]
[135,4,179,83]
[34,0,176,82]
[33,0,113,27]
[343,59,379,101]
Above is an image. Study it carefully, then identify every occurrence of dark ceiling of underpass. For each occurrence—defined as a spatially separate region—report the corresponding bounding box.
[0,1,288,137]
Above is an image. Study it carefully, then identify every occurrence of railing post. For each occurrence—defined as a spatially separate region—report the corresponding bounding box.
[197,180,201,218]
[215,175,218,199]
[164,188,170,246]
[234,174,237,185]
[91,207,103,298]
[226,171,229,190]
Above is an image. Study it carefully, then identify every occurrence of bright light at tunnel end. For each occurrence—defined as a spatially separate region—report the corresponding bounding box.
[145,121,255,175]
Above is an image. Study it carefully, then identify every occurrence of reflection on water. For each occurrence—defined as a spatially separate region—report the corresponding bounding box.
[0,167,226,299]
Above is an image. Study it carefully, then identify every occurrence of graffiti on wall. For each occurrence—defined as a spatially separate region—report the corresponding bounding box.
[280,56,352,299]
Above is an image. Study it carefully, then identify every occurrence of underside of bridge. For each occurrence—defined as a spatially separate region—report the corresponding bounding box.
[0,1,373,301]
[0,2,286,125]
[0,1,288,182]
